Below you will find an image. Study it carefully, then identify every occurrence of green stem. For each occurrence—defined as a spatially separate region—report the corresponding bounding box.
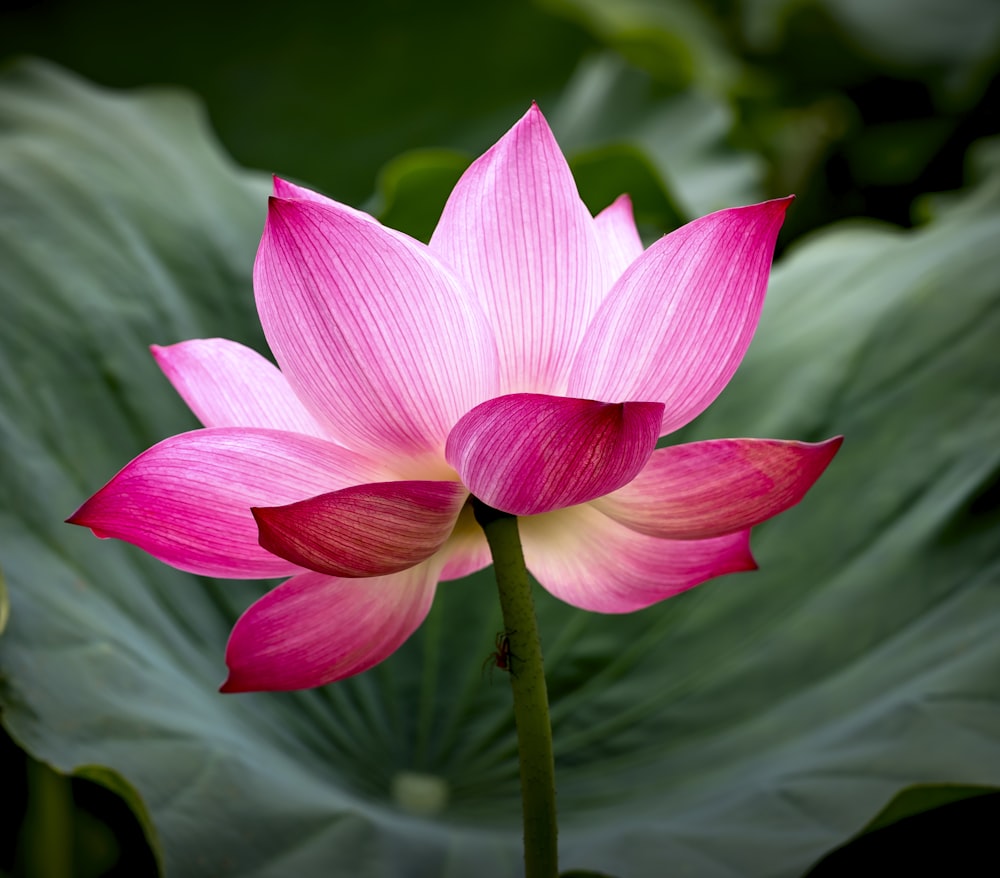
[21,758,74,878]
[473,498,558,878]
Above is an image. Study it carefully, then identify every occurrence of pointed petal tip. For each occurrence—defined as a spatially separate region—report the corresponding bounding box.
[738,541,759,574]
[149,342,178,370]
[769,194,795,216]
[518,100,550,131]
[817,433,845,464]
[148,339,192,365]
[723,528,758,576]
[65,500,104,535]
[266,192,290,214]
[266,189,314,217]
[219,671,263,694]
[261,192,323,238]
[744,194,794,218]
[719,195,793,226]
[271,175,306,199]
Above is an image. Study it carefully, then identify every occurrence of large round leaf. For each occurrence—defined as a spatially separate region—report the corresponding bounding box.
[1,60,999,877]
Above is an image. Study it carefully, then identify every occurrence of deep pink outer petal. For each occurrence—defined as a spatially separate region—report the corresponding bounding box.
[429,103,611,394]
[222,566,437,691]
[569,197,792,436]
[520,504,756,613]
[253,481,468,578]
[445,393,664,516]
[594,194,644,278]
[255,196,499,457]
[67,428,394,578]
[152,339,325,437]
[594,436,843,539]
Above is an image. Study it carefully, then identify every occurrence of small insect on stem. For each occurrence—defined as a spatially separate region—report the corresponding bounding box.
[482,630,519,682]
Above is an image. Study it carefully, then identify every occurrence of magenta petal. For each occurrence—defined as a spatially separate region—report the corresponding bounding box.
[594,436,843,539]
[255,195,499,457]
[445,393,664,515]
[521,504,756,613]
[569,197,792,436]
[67,428,393,578]
[429,104,610,394]
[152,338,325,436]
[253,480,468,577]
[222,566,437,691]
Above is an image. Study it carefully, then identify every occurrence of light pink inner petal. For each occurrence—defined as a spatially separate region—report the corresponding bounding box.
[253,480,468,578]
[152,338,326,437]
[67,428,395,578]
[222,565,438,692]
[429,103,611,395]
[569,197,792,436]
[445,393,664,516]
[255,196,499,457]
[594,436,843,539]
[437,503,492,581]
[520,504,757,613]
[594,194,644,279]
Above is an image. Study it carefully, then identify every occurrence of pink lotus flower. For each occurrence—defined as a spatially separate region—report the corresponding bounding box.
[70,105,841,692]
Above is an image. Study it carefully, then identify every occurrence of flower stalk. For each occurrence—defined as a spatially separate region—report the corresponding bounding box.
[474,497,558,878]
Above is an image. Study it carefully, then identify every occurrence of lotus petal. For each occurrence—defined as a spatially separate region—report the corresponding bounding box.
[446,393,663,515]
[221,565,438,691]
[595,437,843,539]
[253,481,468,577]
[521,503,756,613]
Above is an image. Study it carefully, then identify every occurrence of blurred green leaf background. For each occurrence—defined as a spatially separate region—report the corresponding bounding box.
[1,0,998,875]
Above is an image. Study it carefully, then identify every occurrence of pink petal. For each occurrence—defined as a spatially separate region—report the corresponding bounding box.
[253,480,468,578]
[445,393,664,516]
[271,175,337,204]
[272,175,337,204]
[594,437,843,539]
[67,428,394,578]
[221,565,438,691]
[594,194,644,278]
[569,198,792,436]
[520,504,757,613]
[271,176,381,227]
[254,196,499,458]
[437,503,492,581]
[429,103,611,394]
[152,338,325,437]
